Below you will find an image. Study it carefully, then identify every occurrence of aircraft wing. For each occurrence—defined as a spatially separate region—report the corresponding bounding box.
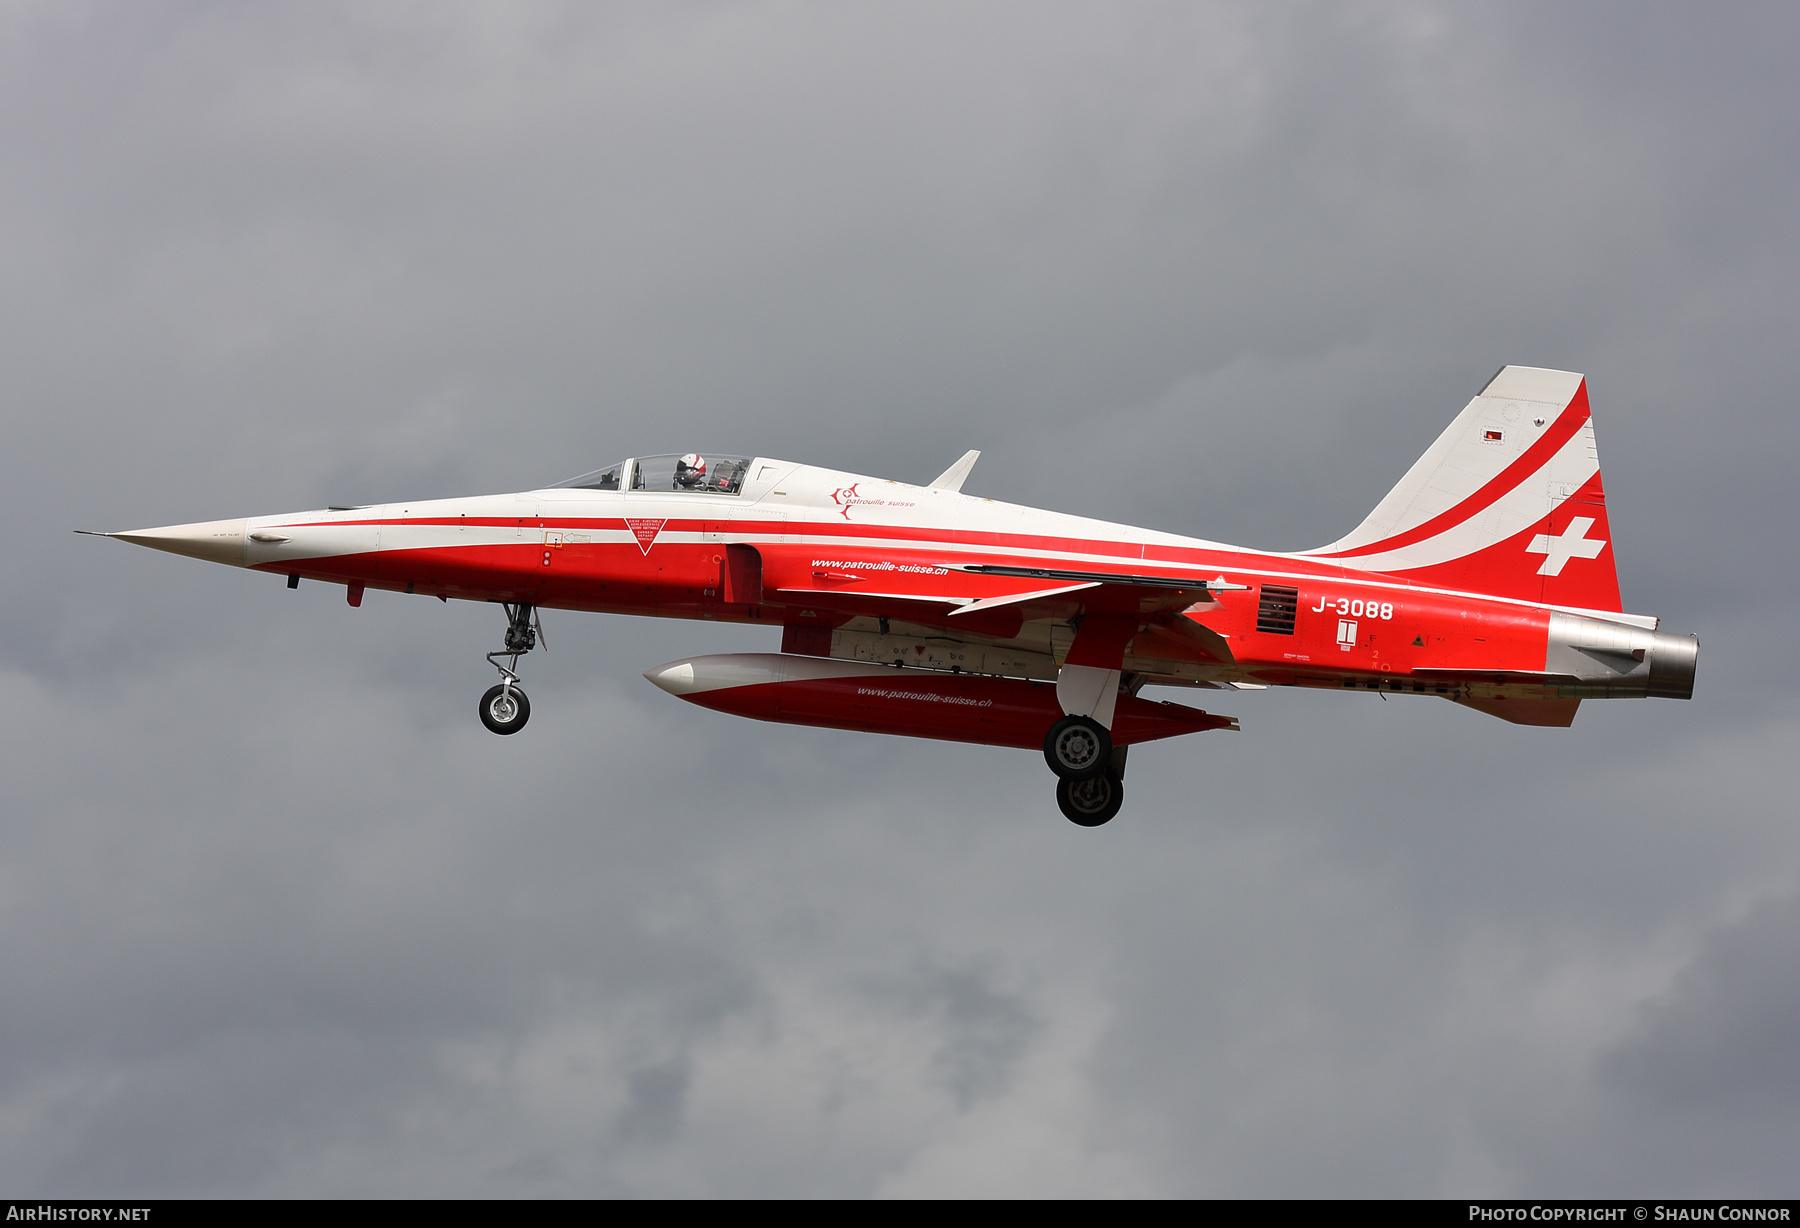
[952,564,1246,622]
[770,552,1248,634]
[770,583,1094,627]
[951,563,1247,595]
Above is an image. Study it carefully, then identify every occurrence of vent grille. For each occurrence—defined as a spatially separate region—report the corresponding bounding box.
[1256,585,1299,635]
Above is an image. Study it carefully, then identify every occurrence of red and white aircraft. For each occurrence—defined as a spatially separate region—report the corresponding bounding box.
[89,366,1696,825]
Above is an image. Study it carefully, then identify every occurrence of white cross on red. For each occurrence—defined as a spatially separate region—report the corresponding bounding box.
[1526,516,1606,576]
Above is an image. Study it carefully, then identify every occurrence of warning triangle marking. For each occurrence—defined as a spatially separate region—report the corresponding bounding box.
[625,518,667,554]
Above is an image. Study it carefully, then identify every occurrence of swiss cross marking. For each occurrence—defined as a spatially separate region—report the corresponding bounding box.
[625,518,667,554]
[1526,516,1606,576]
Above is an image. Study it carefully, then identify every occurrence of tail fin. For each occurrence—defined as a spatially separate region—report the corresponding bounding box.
[1307,366,1622,612]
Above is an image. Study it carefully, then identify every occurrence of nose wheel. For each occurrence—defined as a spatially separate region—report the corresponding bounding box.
[480,683,531,734]
[480,602,541,736]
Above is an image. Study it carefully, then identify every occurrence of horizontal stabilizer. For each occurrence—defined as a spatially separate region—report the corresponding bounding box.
[1454,696,1581,727]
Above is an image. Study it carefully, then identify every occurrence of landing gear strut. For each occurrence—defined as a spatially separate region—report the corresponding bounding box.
[480,602,541,736]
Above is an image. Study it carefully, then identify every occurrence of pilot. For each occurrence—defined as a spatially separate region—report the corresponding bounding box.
[674,453,708,489]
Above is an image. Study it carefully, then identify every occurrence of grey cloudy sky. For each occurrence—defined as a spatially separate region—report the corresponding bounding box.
[2,0,1796,1197]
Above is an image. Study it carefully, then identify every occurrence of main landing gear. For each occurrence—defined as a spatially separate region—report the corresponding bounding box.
[1043,715,1111,779]
[1042,714,1125,827]
[1057,771,1124,827]
[479,602,541,736]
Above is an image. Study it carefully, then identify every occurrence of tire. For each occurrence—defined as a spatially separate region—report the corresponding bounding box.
[479,683,531,735]
[1057,770,1123,827]
[1042,715,1112,780]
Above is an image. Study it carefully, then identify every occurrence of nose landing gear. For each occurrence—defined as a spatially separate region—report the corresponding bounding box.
[480,602,541,736]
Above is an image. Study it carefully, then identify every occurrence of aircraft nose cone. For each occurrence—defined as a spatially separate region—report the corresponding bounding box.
[108,518,248,566]
[643,660,699,696]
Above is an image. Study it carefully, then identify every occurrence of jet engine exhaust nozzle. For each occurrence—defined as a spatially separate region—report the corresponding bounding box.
[1546,613,1697,700]
[1645,630,1698,701]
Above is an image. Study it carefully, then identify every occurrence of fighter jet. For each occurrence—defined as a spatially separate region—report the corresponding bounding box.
[86,366,1696,826]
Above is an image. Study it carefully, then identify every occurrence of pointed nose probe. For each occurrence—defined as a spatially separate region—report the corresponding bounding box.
[90,519,249,566]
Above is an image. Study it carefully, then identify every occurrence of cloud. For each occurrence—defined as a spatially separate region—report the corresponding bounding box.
[1,0,1795,1196]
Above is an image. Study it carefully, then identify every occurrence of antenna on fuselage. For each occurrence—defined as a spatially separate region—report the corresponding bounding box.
[928,449,980,492]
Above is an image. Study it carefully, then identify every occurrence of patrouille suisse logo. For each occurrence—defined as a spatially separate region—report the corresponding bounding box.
[624,518,666,554]
[830,482,914,521]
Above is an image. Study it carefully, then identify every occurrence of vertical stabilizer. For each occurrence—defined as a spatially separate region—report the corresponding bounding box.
[1307,367,1623,612]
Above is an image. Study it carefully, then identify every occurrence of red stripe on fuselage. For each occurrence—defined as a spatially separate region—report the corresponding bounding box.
[258,520,1382,600]
[289,518,1343,580]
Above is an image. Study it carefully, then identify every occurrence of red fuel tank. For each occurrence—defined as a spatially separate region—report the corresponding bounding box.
[644,653,1235,749]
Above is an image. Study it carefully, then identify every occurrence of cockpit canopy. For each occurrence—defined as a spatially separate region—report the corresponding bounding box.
[555,461,626,490]
[553,453,752,495]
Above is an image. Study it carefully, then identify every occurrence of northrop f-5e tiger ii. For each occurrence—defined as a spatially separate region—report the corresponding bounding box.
[87,366,1696,826]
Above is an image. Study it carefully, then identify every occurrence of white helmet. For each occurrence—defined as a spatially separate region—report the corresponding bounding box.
[679,453,706,474]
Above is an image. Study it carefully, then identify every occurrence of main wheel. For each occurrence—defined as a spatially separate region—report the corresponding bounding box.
[1043,715,1112,780]
[1057,770,1124,827]
[479,683,531,735]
